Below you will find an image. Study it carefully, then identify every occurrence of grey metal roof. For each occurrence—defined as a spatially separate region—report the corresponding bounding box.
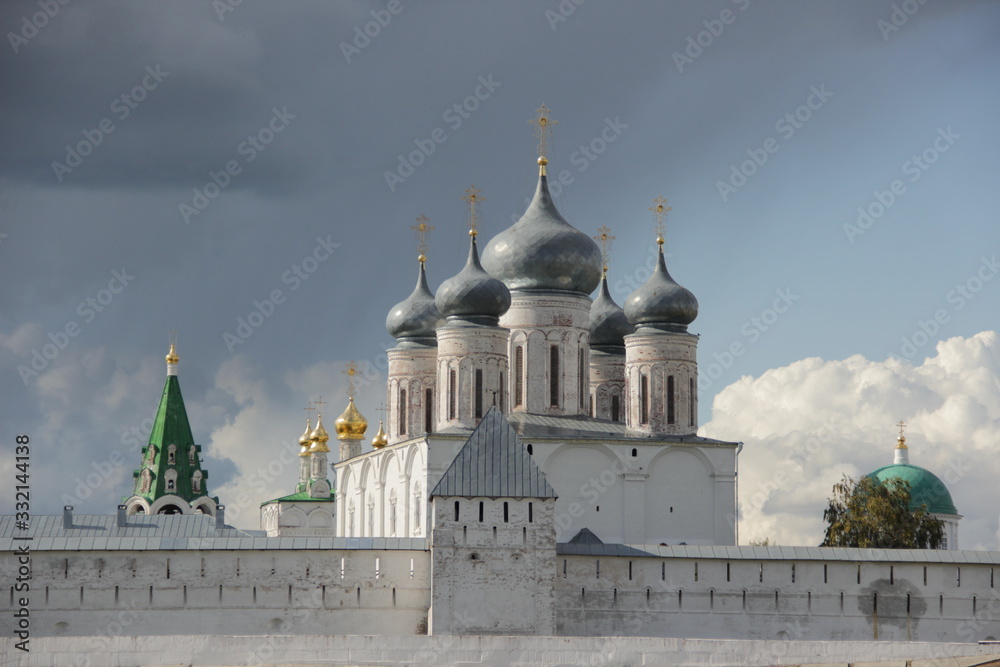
[0,514,428,552]
[553,542,1000,565]
[506,411,738,445]
[568,528,604,545]
[431,407,557,499]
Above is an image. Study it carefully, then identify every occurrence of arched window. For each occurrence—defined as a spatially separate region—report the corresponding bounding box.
[425,389,433,432]
[399,388,407,435]
[448,370,457,420]
[611,395,620,422]
[167,444,176,465]
[640,375,649,424]
[192,470,203,493]
[515,346,524,406]
[667,375,675,424]
[550,345,559,407]
[689,377,696,427]
[474,369,483,419]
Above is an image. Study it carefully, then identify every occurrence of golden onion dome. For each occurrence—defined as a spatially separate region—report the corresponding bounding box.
[335,397,368,440]
[298,418,313,457]
[371,420,388,448]
[309,415,331,453]
[165,343,179,365]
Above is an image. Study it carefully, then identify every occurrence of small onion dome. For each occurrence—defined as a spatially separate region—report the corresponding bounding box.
[435,235,511,323]
[298,418,313,457]
[386,261,443,346]
[590,276,634,352]
[309,414,331,453]
[335,397,368,440]
[624,242,698,332]
[371,420,388,448]
[165,343,179,365]
[481,171,602,294]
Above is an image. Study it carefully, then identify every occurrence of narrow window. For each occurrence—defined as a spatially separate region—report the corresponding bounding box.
[824,564,828,584]
[425,389,433,432]
[515,346,524,406]
[550,345,559,407]
[727,563,731,582]
[589,396,594,418]
[503,502,509,523]
[667,375,675,424]
[640,375,649,424]
[449,370,457,420]
[611,395,620,422]
[479,502,484,522]
[454,501,460,522]
[689,377,696,426]
[498,373,504,411]
[527,443,533,455]
[399,388,407,435]
[579,348,586,410]
[629,561,633,580]
[631,448,637,457]
[475,369,483,418]
[528,502,533,523]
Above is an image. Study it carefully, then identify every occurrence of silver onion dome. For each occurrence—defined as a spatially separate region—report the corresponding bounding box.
[481,173,602,294]
[624,243,698,332]
[590,276,634,351]
[386,261,443,346]
[435,235,511,323]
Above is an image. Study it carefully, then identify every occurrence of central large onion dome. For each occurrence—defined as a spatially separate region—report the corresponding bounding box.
[624,240,698,331]
[482,171,602,294]
[386,261,443,346]
[435,235,511,323]
[590,275,634,351]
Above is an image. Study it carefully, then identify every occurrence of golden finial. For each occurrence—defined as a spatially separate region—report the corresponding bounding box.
[411,214,434,264]
[650,195,671,246]
[165,332,179,365]
[342,363,358,400]
[310,413,331,452]
[461,185,483,238]
[529,104,557,175]
[896,419,908,448]
[594,225,615,278]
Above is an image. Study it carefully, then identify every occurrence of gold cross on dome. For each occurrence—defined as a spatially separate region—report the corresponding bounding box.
[529,104,557,158]
[313,396,326,415]
[342,362,358,399]
[594,225,615,277]
[650,195,671,244]
[461,185,483,238]
[411,214,434,263]
[303,402,315,420]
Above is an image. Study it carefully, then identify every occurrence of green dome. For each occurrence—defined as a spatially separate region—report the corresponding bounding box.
[867,464,958,516]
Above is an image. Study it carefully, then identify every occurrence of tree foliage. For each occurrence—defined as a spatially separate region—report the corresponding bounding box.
[821,474,944,549]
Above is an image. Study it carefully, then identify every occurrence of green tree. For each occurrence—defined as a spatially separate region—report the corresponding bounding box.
[821,474,944,549]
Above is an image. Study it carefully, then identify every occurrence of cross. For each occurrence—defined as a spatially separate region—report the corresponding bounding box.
[313,396,326,418]
[168,330,178,348]
[529,104,557,158]
[376,403,388,421]
[303,401,315,421]
[594,225,615,277]
[342,362,358,399]
[461,185,483,238]
[897,420,907,439]
[650,195,671,244]
[411,214,434,264]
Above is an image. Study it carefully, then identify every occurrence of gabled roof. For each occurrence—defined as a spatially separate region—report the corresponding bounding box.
[431,407,557,499]
[569,527,604,544]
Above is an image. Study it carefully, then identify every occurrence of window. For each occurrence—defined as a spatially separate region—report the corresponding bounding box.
[640,375,649,424]
[589,396,594,418]
[448,370,457,420]
[611,395,620,422]
[167,444,176,465]
[514,346,524,406]
[689,378,696,426]
[454,501,460,522]
[479,502,484,522]
[425,389,433,432]
[550,345,559,407]
[475,369,483,418]
[399,388,407,435]
[167,479,175,491]
[528,502,533,523]
[498,373,504,411]
[667,375,675,424]
[579,348,586,410]
[503,502,509,523]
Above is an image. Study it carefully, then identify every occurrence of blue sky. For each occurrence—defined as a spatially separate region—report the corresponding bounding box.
[2,0,998,545]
